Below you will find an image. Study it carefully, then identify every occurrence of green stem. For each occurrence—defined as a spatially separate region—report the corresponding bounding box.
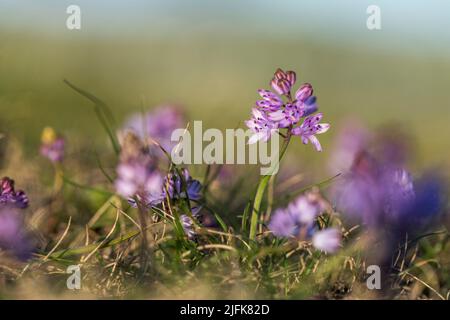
[249,131,292,240]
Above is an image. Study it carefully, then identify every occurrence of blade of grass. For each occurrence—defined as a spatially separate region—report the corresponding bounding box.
[63,79,120,155]
[241,201,251,233]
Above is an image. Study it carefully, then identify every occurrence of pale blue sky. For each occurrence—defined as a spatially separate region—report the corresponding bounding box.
[1,0,449,56]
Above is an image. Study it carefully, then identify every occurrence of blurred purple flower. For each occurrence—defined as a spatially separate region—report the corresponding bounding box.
[121,105,185,153]
[268,208,298,238]
[292,113,330,152]
[115,132,164,207]
[332,135,446,231]
[268,194,341,253]
[116,162,164,206]
[312,228,341,253]
[164,168,203,202]
[180,206,202,239]
[287,195,321,224]
[0,177,29,209]
[40,127,65,163]
[0,207,33,260]
[398,172,446,229]
[328,122,370,174]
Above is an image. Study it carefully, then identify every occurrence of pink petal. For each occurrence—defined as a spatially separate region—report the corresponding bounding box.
[309,135,322,152]
[316,123,330,134]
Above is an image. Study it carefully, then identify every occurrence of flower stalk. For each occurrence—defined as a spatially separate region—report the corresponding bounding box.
[249,130,292,240]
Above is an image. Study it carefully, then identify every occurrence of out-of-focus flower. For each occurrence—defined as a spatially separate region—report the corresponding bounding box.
[121,105,185,153]
[288,195,322,224]
[292,113,330,152]
[0,177,29,209]
[268,208,298,237]
[328,122,370,174]
[331,127,447,232]
[268,194,341,253]
[246,68,329,150]
[397,171,446,230]
[0,207,33,260]
[164,168,202,202]
[116,162,164,205]
[115,132,164,206]
[40,127,65,163]
[180,206,202,239]
[312,228,341,253]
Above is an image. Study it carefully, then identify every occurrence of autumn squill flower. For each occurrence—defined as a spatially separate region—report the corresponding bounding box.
[246,68,329,150]
[245,107,279,144]
[270,68,296,96]
[291,113,330,152]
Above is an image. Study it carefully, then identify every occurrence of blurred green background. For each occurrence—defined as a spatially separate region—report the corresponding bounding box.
[1,0,449,171]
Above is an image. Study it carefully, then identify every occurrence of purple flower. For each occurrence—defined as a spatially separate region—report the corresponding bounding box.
[268,195,341,253]
[292,113,330,151]
[328,122,371,174]
[40,127,65,163]
[332,134,446,232]
[115,132,164,206]
[384,169,415,217]
[256,89,283,111]
[164,168,203,202]
[121,105,185,153]
[245,107,279,144]
[0,207,33,260]
[405,172,446,223]
[245,69,329,150]
[116,162,164,206]
[299,96,318,117]
[268,208,298,238]
[270,68,296,96]
[295,83,314,102]
[267,102,304,128]
[180,206,202,239]
[0,177,29,209]
[288,195,321,224]
[312,228,341,253]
